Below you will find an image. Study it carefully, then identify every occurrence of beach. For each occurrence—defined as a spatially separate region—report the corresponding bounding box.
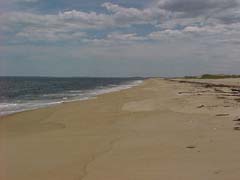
[1,78,240,180]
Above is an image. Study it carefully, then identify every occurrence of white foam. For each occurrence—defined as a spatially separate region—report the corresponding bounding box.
[0,80,143,116]
[0,101,63,116]
[87,80,143,96]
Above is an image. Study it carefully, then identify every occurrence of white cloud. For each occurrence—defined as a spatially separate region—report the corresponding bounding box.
[183,25,226,34]
[1,0,240,76]
[81,32,146,46]
[107,32,146,41]
[102,2,168,25]
[58,10,114,28]
[16,27,87,42]
[0,11,111,43]
[0,2,167,43]
[1,0,240,45]
[0,2,170,41]
[148,29,182,40]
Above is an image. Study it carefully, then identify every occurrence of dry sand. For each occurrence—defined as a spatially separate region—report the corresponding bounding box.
[1,78,240,180]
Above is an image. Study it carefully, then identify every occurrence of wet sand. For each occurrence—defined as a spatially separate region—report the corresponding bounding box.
[1,78,240,180]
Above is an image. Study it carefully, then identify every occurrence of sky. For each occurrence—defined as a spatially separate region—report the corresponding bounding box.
[0,0,240,77]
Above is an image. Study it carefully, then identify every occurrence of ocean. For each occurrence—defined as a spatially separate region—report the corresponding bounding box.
[0,77,143,116]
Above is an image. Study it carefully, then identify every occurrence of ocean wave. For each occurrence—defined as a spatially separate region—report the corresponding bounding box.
[0,80,143,116]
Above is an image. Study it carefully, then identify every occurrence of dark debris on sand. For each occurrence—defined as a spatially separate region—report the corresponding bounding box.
[216,114,229,117]
[233,127,240,131]
[186,146,196,149]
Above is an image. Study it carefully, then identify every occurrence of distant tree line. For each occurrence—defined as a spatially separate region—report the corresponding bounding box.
[184,74,240,79]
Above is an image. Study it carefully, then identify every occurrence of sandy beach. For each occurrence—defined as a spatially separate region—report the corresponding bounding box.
[1,78,240,180]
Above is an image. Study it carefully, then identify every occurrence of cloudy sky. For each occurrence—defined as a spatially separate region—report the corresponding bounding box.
[0,0,240,77]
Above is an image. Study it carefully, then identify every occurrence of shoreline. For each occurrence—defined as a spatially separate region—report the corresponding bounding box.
[0,79,144,118]
[1,78,240,180]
